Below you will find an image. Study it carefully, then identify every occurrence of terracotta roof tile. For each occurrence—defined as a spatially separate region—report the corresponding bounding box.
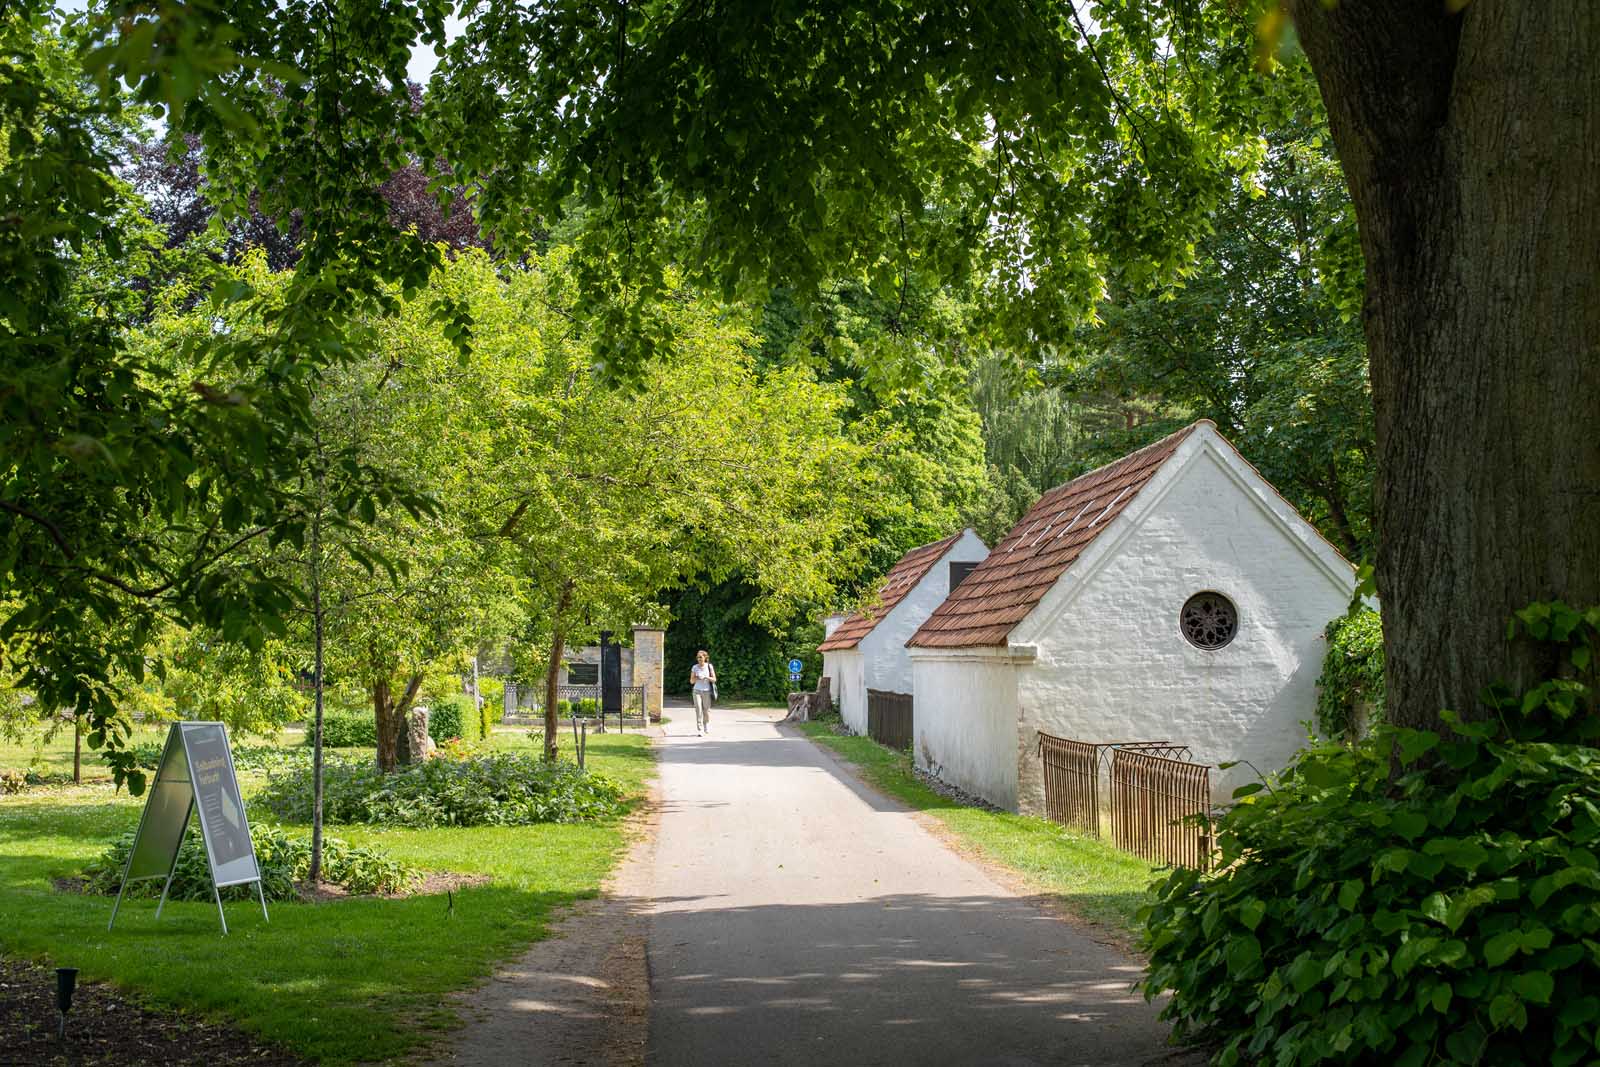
[907,422,1205,649]
[818,531,967,651]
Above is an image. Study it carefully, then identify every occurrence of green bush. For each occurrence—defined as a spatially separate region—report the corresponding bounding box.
[83,825,419,900]
[1317,608,1386,742]
[257,752,628,828]
[556,698,573,718]
[1144,602,1600,1067]
[575,697,598,718]
[427,694,475,743]
[475,694,502,738]
[306,711,377,748]
[128,739,165,769]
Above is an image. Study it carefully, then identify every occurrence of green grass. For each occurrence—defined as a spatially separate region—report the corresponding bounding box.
[796,722,1158,935]
[0,728,654,1063]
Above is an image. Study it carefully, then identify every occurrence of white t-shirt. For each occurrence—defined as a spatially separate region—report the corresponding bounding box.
[691,662,715,692]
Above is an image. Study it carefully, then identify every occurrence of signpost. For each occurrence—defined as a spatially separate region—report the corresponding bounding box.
[788,658,804,686]
[108,722,267,935]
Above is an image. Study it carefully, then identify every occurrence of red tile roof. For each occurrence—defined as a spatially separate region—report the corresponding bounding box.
[907,422,1205,649]
[818,531,968,652]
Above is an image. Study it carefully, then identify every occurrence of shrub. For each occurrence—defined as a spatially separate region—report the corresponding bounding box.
[427,694,476,743]
[230,743,308,775]
[307,711,377,748]
[556,698,573,719]
[1317,608,1386,742]
[575,697,598,718]
[128,739,165,769]
[478,695,501,738]
[257,752,627,828]
[82,825,419,900]
[1144,602,1600,1067]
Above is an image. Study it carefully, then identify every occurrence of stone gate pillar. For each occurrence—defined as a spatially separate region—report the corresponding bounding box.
[631,625,665,722]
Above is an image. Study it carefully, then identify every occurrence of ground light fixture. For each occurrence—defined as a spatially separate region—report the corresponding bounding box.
[55,967,78,1039]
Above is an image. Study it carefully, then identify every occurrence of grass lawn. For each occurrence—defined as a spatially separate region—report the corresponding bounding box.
[0,725,653,1063]
[796,722,1159,936]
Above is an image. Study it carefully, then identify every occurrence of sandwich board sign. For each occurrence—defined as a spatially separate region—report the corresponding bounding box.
[108,721,268,935]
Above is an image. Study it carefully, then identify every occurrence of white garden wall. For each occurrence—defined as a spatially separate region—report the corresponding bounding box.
[1012,440,1354,810]
[911,650,1024,810]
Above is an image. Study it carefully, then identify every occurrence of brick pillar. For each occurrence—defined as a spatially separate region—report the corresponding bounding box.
[631,625,665,722]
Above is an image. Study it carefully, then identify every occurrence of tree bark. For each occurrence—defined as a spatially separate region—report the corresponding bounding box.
[309,499,325,884]
[372,672,424,772]
[542,580,575,761]
[1288,0,1600,728]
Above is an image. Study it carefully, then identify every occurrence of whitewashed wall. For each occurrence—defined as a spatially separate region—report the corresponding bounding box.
[861,530,989,697]
[1012,439,1355,810]
[825,649,867,733]
[911,651,1023,810]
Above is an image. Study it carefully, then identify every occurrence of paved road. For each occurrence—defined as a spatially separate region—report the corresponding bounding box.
[644,707,1196,1066]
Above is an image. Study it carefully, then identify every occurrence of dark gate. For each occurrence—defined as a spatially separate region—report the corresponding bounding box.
[599,631,622,717]
[866,689,913,749]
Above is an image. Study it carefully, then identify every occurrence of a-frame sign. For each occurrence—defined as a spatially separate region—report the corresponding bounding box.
[108,721,268,935]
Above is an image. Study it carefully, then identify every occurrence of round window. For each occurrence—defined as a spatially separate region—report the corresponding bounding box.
[1181,592,1238,650]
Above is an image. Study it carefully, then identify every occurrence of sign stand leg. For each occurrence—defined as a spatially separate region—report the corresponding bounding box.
[155,797,193,920]
[212,882,229,936]
[255,878,269,922]
[107,878,128,932]
[154,869,175,919]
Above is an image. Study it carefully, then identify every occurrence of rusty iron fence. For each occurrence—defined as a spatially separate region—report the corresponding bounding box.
[866,689,914,749]
[1109,746,1212,869]
[1037,733,1102,836]
[1035,731,1213,868]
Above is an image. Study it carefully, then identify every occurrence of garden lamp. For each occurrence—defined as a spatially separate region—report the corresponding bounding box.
[55,967,78,1039]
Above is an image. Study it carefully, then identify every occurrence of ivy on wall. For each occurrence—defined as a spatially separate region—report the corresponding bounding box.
[1316,608,1385,742]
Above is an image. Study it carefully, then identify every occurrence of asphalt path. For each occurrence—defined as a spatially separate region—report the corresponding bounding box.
[643,706,1198,1066]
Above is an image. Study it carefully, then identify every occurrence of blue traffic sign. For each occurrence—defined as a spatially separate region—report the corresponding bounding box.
[787,658,804,674]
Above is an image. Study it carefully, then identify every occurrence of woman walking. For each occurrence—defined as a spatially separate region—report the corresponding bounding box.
[690,650,717,735]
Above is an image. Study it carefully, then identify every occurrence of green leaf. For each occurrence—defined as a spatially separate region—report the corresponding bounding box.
[1484,931,1521,967]
[1238,898,1267,931]
[1511,971,1555,1005]
[1226,935,1262,977]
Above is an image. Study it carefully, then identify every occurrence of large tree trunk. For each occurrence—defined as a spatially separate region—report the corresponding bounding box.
[372,673,424,772]
[1288,1,1600,728]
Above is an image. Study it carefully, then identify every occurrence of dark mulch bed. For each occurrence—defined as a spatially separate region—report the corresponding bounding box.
[0,957,307,1066]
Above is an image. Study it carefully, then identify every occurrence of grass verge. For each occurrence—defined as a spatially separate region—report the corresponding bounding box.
[0,728,653,1064]
[795,722,1157,936]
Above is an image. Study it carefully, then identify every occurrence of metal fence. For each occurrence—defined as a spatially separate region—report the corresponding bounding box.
[1037,733,1102,836]
[503,684,648,731]
[1035,731,1212,868]
[866,689,914,749]
[1109,746,1212,870]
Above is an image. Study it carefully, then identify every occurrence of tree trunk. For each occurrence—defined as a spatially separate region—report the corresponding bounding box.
[1289,1,1600,728]
[542,581,574,761]
[543,626,565,761]
[309,502,326,884]
[73,716,81,785]
[374,678,399,772]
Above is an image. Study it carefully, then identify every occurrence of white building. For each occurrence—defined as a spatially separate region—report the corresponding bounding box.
[819,529,989,735]
[907,421,1356,811]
